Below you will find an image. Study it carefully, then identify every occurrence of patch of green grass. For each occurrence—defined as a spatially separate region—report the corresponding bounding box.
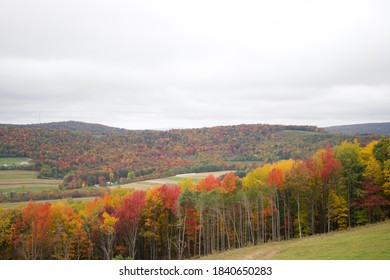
[0,196,97,209]
[0,186,58,193]
[0,157,31,165]
[0,172,37,180]
[200,221,390,260]
[274,222,390,260]
[164,176,201,182]
[0,171,61,192]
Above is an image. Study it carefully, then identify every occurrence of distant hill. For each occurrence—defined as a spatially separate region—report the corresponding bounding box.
[0,121,380,185]
[0,121,128,134]
[323,123,390,135]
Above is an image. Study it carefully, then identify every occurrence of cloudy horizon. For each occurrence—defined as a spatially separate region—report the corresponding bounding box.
[1,0,389,130]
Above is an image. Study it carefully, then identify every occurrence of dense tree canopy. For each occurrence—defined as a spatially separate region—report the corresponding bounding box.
[0,139,388,260]
[0,124,378,190]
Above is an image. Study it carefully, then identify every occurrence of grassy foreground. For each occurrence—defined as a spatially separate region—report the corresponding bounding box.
[200,220,390,260]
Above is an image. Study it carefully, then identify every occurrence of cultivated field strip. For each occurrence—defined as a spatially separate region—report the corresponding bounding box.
[0,170,62,189]
[116,170,235,190]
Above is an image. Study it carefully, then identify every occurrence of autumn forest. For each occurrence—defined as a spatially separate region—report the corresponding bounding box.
[0,123,389,260]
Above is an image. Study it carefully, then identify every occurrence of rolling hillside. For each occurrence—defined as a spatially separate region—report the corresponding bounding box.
[200,221,390,260]
[0,120,128,134]
[324,122,390,135]
[0,122,381,188]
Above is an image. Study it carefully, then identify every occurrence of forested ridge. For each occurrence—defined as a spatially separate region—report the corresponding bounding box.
[0,123,379,190]
[0,121,128,134]
[0,135,389,260]
[324,122,390,135]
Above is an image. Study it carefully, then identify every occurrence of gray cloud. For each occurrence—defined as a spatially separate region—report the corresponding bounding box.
[1,0,389,129]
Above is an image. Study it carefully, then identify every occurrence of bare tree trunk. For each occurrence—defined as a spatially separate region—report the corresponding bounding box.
[327,193,331,233]
[276,192,281,241]
[262,195,266,243]
[311,199,315,235]
[228,209,240,248]
[198,209,203,256]
[297,191,302,238]
[176,208,187,260]
[224,211,231,250]
[271,196,278,241]
[347,184,351,228]
[194,223,197,256]
[257,201,261,244]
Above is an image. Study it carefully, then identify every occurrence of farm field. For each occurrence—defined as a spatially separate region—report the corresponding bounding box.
[0,157,32,166]
[200,220,390,260]
[0,196,97,209]
[116,170,235,191]
[0,170,62,191]
[0,170,236,208]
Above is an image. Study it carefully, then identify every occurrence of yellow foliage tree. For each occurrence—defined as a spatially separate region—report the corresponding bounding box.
[328,191,348,230]
[360,141,383,185]
[50,202,88,259]
[99,211,118,260]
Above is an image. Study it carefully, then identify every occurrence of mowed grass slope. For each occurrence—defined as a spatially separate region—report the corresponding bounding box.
[201,221,390,260]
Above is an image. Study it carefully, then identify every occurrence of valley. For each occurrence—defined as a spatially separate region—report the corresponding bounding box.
[0,122,388,260]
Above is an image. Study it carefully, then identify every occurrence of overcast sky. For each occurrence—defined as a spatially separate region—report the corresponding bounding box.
[0,0,389,130]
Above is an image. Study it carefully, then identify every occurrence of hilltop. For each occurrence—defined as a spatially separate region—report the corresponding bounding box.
[3,121,389,136]
[324,122,390,135]
[0,122,381,187]
[0,121,389,261]
[0,121,128,134]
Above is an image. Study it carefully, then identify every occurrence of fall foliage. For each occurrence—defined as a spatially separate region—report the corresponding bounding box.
[0,124,378,191]
[0,124,389,259]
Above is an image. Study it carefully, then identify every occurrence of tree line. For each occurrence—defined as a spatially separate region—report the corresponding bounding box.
[0,125,379,190]
[0,138,388,260]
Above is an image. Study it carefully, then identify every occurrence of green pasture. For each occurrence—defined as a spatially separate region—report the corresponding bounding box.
[0,157,31,166]
[0,186,58,193]
[164,176,201,182]
[0,170,62,195]
[200,221,390,260]
[0,196,97,209]
[0,171,37,180]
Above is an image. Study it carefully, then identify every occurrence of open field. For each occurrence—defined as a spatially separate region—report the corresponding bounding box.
[200,220,390,260]
[0,170,62,192]
[175,170,236,179]
[163,176,201,182]
[0,186,59,193]
[116,170,236,191]
[0,157,32,166]
[1,170,236,208]
[0,196,97,209]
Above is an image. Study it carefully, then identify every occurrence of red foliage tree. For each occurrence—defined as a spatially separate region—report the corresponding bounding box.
[115,191,146,258]
[220,172,239,194]
[352,182,388,223]
[13,201,52,259]
[267,168,284,190]
[321,144,341,181]
[197,175,220,192]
